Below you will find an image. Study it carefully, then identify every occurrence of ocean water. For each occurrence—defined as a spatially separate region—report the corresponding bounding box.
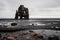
[0,19,60,40]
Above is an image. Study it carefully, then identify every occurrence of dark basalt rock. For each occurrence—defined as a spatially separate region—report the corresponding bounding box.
[48,36,59,40]
[29,30,34,33]
[11,23,17,26]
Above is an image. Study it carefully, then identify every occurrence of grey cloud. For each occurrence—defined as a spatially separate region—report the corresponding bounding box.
[0,0,60,18]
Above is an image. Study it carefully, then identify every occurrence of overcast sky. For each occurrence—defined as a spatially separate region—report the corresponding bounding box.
[0,0,60,18]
